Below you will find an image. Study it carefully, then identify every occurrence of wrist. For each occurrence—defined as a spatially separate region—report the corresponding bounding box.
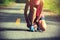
[36,19,39,22]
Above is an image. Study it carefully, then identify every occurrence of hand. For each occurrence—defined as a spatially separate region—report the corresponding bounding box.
[36,19,39,22]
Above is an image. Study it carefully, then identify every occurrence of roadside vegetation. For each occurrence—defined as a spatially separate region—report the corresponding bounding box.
[0,0,60,14]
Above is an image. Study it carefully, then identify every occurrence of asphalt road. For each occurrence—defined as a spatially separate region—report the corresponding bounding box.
[0,3,60,40]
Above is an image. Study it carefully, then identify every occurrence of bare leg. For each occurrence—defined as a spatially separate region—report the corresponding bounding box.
[36,2,46,31]
[27,7,37,28]
[31,7,37,25]
[28,7,37,31]
[38,14,46,31]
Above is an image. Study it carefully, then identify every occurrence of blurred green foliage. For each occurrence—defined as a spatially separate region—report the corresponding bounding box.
[0,0,60,14]
[0,0,16,5]
[44,0,60,14]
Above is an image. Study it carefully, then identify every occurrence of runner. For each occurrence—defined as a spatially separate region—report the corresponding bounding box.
[24,0,46,32]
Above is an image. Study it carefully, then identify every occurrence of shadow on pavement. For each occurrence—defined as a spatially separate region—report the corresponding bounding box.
[0,8,24,10]
[45,15,60,22]
[15,0,26,3]
[0,37,60,40]
[0,28,30,32]
[0,12,60,23]
[0,12,25,23]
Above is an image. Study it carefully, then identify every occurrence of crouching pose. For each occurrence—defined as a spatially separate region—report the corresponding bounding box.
[24,0,46,32]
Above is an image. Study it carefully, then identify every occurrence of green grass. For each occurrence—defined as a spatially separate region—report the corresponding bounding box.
[0,0,15,6]
[44,0,60,14]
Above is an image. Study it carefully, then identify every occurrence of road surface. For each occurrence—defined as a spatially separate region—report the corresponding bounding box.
[0,3,60,40]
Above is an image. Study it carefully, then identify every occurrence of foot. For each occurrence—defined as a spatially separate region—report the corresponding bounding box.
[37,27,44,32]
[30,25,35,32]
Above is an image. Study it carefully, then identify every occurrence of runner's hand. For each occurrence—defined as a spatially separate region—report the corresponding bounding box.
[36,19,39,22]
